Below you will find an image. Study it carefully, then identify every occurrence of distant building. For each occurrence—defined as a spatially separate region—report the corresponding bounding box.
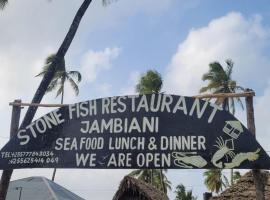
[112,176,169,200]
[210,171,270,200]
[6,176,85,200]
[222,120,243,139]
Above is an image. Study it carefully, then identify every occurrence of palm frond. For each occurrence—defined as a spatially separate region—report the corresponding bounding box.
[229,98,235,115]
[204,169,223,193]
[206,82,224,92]
[199,86,209,93]
[209,62,227,80]
[68,70,82,82]
[0,0,8,9]
[225,59,234,78]
[35,71,46,77]
[228,80,236,92]
[56,76,66,97]
[102,0,117,6]
[46,78,59,93]
[222,174,230,188]
[45,54,56,65]
[212,87,225,94]
[56,84,64,98]
[53,70,67,80]
[235,85,245,91]
[136,70,162,94]
[67,76,79,95]
[236,97,244,110]
[45,54,66,71]
[128,169,142,177]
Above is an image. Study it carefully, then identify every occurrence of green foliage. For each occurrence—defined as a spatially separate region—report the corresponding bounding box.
[200,60,244,193]
[36,54,82,103]
[203,169,230,194]
[130,69,170,193]
[0,0,8,9]
[233,171,241,183]
[102,0,118,6]
[174,184,197,200]
[136,70,163,94]
[199,59,244,114]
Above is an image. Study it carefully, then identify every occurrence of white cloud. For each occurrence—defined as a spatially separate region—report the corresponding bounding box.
[80,47,120,83]
[0,47,53,110]
[119,70,140,95]
[164,12,270,96]
[254,82,270,151]
[96,83,113,96]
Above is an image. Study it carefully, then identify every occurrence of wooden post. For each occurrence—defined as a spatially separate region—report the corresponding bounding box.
[0,100,21,200]
[245,90,265,200]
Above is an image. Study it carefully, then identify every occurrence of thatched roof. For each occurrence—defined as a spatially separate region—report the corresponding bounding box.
[210,171,270,200]
[112,176,169,200]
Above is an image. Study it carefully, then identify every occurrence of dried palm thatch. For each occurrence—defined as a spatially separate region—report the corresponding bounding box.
[211,171,270,200]
[112,176,169,200]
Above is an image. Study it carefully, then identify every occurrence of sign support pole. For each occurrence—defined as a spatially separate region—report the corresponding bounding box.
[245,90,265,200]
[0,100,21,200]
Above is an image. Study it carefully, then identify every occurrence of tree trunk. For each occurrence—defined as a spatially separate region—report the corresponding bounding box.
[52,84,64,181]
[0,0,92,198]
[20,0,92,130]
[222,98,234,186]
[0,100,21,200]
[245,89,265,200]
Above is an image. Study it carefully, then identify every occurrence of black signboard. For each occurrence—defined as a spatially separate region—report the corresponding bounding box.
[0,94,270,169]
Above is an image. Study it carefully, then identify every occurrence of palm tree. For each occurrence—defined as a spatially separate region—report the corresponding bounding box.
[136,70,163,94]
[128,169,172,194]
[153,170,172,194]
[0,0,8,9]
[36,54,81,104]
[0,1,92,199]
[232,171,241,184]
[36,54,81,181]
[130,70,170,193]
[0,0,114,199]
[199,59,243,114]
[200,59,244,186]
[174,184,197,200]
[203,169,228,194]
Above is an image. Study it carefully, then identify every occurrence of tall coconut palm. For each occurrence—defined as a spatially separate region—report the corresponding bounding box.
[36,54,81,181]
[199,59,244,114]
[174,184,197,200]
[232,171,241,184]
[130,70,170,193]
[0,0,114,199]
[136,70,163,94]
[203,169,229,194]
[200,59,244,187]
[0,0,8,9]
[153,170,172,194]
[36,54,81,105]
[0,1,93,199]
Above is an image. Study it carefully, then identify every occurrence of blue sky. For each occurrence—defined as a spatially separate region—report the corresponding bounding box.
[0,0,270,200]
